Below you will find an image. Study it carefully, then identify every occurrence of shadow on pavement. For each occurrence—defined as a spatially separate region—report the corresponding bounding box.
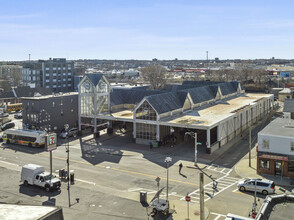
[78,131,187,168]
[1,144,45,154]
[80,136,123,165]
[19,184,61,198]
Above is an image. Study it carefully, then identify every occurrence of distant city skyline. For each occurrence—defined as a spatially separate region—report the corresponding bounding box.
[1,0,294,61]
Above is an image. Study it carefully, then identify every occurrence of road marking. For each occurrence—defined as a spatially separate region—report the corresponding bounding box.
[0,160,20,167]
[74,178,96,185]
[210,212,226,220]
[128,188,143,192]
[37,153,200,187]
[180,168,240,202]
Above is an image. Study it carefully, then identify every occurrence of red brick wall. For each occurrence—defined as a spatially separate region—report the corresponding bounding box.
[257,157,275,175]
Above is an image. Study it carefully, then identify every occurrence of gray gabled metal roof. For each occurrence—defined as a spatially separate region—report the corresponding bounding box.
[146,92,183,114]
[217,82,236,96]
[182,86,215,104]
[85,74,104,87]
[110,89,165,106]
[283,99,294,112]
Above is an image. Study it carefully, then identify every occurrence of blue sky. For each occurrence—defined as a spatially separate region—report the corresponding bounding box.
[1,0,294,60]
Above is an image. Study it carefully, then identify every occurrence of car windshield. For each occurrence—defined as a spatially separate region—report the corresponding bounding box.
[44,175,54,180]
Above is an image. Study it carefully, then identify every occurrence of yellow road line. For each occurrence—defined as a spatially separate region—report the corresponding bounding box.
[233,190,247,195]
[38,153,199,187]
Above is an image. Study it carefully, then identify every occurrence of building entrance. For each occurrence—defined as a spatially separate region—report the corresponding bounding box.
[275,161,282,175]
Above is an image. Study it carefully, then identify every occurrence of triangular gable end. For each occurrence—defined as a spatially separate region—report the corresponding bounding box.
[95,75,110,92]
[215,86,222,100]
[237,83,242,93]
[134,98,159,119]
[78,75,94,91]
[183,93,193,111]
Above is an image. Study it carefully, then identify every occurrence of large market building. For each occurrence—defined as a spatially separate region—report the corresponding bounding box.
[78,74,274,154]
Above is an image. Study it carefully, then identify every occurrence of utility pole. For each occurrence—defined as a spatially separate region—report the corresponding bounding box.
[206,51,208,61]
[253,179,257,215]
[249,123,252,167]
[64,124,71,208]
[185,132,199,166]
[194,133,198,165]
[164,157,172,203]
[28,54,31,61]
[200,173,205,220]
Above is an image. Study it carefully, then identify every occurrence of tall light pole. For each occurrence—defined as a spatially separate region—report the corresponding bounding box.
[164,157,172,203]
[249,123,252,167]
[185,132,199,165]
[64,124,71,207]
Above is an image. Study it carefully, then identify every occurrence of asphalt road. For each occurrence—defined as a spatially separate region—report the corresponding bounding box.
[0,118,292,220]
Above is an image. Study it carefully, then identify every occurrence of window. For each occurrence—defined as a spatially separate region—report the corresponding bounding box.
[262,139,269,149]
[291,142,294,152]
[288,161,294,173]
[259,159,270,170]
[257,182,269,187]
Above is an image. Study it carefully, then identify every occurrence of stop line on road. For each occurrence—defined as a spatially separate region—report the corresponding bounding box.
[205,163,232,175]
[180,172,241,203]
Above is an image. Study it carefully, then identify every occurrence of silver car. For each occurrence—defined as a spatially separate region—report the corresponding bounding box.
[237,178,275,195]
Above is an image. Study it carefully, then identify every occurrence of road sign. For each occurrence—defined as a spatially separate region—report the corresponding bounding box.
[64,124,69,131]
[46,133,57,151]
[185,195,191,202]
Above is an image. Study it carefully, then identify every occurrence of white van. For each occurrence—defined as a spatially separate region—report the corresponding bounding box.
[21,164,61,192]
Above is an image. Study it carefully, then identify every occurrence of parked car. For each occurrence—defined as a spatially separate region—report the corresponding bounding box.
[1,122,15,131]
[14,113,22,119]
[59,128,78,139]
[237,178,275,195]
[0,113,9,118]
[21,164,61,192]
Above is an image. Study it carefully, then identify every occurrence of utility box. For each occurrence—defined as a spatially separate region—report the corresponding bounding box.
[140,191,147,204]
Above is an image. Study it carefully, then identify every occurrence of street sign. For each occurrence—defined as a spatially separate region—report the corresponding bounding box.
[155,177,161,183]
[185,195,191,202]
[64,124,69,131]
[46,133,57,151]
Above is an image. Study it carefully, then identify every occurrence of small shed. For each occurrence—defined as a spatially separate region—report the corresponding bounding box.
[278,88,292,102]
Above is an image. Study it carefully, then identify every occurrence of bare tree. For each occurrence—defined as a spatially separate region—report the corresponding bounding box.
[141,65,167,89]
[253,69,268,87]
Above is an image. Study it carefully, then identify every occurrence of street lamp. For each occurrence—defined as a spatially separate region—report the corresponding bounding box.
[164,157,172,203]
[185,132,199,165]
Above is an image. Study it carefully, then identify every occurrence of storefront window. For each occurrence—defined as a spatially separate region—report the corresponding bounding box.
[288,161,294,173]
[291,142,294,152]
[259,159,269,169]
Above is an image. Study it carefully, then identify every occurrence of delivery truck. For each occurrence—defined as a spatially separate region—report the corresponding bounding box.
[21,164,61,192]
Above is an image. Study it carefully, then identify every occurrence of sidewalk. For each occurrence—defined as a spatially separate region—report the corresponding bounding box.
[234,151,294,188]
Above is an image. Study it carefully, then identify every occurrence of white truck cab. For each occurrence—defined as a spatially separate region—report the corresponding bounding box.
[21,164,61,192]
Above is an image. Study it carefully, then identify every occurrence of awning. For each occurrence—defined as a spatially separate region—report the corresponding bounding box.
[259,154,288,161]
